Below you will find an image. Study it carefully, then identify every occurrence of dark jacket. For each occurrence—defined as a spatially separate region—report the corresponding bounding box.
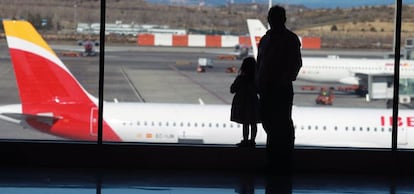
[256,27,302,92]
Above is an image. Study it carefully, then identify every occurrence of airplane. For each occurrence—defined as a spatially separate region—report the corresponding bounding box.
[0,20,414,149]
[246,19,414,94]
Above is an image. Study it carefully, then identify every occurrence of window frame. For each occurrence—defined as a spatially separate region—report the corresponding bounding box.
[0,0,412,174]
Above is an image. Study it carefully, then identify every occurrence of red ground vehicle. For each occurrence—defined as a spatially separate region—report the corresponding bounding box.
[315,87,335,105]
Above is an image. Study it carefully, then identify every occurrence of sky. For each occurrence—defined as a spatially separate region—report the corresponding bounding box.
[275,0,414,8]
[146,0,414,9]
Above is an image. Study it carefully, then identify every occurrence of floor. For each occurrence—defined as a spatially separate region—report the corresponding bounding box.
[1,167,414,194]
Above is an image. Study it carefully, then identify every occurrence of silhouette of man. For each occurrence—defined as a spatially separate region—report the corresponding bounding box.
[256,5,302,174]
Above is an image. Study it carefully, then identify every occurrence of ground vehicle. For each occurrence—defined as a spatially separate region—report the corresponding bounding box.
[315,87,335,105]
[78,39,99,57]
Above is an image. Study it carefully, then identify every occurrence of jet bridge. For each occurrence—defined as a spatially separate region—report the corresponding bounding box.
[358,73,414,106]
[356,73,393,102]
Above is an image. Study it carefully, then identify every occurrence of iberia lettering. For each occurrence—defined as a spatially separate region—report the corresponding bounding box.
[380,116,414,127]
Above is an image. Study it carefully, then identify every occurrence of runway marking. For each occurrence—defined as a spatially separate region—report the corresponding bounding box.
[120,66,146,102]
[168,64,230,104]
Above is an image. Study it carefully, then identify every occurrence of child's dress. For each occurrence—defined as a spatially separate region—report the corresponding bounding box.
[230,75,260,124]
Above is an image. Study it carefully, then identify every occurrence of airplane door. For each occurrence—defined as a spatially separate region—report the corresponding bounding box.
[398,127,408,145]
[90,107,98,136]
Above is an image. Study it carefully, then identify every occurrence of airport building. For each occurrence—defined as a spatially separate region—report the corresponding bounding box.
[76,21,187,36]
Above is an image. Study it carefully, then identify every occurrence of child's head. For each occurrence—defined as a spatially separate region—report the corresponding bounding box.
[240,57,256,77]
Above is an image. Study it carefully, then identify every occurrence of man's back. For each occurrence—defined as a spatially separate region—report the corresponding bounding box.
[256,28,302,90]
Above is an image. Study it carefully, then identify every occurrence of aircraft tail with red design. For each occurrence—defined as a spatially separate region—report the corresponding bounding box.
[246,19,267,59]
[1,20,120,141]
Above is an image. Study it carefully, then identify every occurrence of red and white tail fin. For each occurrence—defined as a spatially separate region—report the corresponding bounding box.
[246,19,268,59]
[2,20,120,141]
[3,20,95,109]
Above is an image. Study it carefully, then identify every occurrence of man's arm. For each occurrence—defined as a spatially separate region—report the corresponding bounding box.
[288,33,302,81]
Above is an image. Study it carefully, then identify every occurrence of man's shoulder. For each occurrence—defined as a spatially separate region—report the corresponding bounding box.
[260,32,271,41]
[285,29,299,39]
[285,29,301,46]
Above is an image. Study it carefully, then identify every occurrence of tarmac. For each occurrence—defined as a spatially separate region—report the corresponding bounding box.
[0,41,394,140]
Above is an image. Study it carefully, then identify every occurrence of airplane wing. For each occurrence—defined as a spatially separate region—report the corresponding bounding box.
[1,112,61,128]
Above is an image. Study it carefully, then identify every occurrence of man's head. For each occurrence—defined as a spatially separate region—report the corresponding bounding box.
[267,5,286,28]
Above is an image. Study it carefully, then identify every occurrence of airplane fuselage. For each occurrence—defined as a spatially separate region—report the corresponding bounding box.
[3,102,411,149]
[298,57,414,85]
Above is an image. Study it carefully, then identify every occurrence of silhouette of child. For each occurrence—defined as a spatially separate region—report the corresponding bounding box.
[230,57,260,147]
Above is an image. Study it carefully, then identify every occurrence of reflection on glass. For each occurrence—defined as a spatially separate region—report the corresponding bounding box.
[2,168,413,194]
